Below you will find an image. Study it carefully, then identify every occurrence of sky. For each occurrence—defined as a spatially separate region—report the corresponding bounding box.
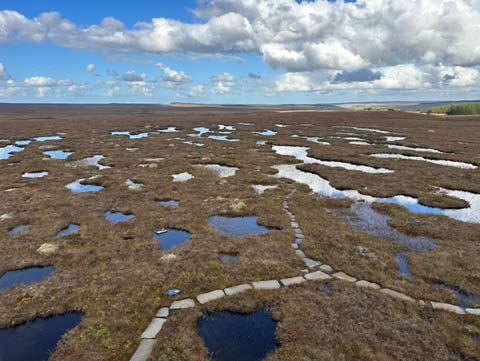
[1,0,480,104]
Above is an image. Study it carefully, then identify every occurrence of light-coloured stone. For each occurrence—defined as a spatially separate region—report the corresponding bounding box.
[303,258,321,268]
[291,243,299,249]
[156,307,169,318]
[319,264,333,273]
[0,213,13,221]
[252,280,281,290]
[280,276,306,287]
[304,271,332,281]
[380,288,415,303]
[295,250,306,258]
[141,318,166,339]
[197,290,225,304]
[160,254,177,263]
[224,284,252,296]
[332,272,357,283]
[431,302,466,315]
[295,231,304,238]
[130,339,157,361]
[170,298,195,310]
[291,221,299,228]
[355,280,381,290]
[36,243,59,255]
[466,308,480,316]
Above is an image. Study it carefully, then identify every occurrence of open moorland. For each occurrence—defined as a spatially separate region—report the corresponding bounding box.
[0,104,479,361]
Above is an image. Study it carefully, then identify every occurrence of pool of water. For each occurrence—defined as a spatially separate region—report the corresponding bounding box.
[336,126,390,134]
[208,135,239,142]
[8,225,29,235]
[65,179,104,193]
[0,145,24,160]
[370,153,477,169]
[252,185,278,195]
[167,288,181,296]
[33,135,62,142]
[255,130,277,136]
[208,216,273,237]
[156,127,179,133]
[154,228,191,251]
[43,150,74,159]
[385,136,406,142]
[155,199,180,207]
[0,266,54,290]
[111,131,149,139]
[273,145,393,174]
[172,172,194,182]
[22,171,48,178]
[15,140,31,146]
[386,144,442,153]
[396,253,413,277]
[56,224,80,237]
[104,211,135,224]
[195,164,239,178]
[436,284,480,308]
[0,312,83,361]
[198,308,277,361]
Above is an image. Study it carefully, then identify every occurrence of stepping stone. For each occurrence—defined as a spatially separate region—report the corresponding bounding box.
[224,284,252,296]
[355,280,381,290]
[431,302,466,315]
[291,243,299,249]
[252,280,281,290]
[466,308,480,316]
[130,339,157,361]
[319,264,333,273]
[303,258,321,268]
[295,250,306,258]
[170,298,195,310]
[141,318,166,339]
[332,272,357,283]
[380,288,415,303]
[304,271,332,281]
[280,276,306,287]
[197,290,225,304]
[291,221,299,228]
[156,307,169,318]
[295,231,304,238]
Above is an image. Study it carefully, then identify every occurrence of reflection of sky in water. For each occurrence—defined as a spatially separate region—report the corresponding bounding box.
[34,135,62,142]
[0,145,24,160]
[66,179,104,193]
[43,150,73,159]
[371,153,477,169]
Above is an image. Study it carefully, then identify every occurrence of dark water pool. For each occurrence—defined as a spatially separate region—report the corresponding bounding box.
[154,228,191,251]
[208,216,273,237]
[8,225,29,235]
[198,309,278,361]
[0,312,83,361]
[0,266,54,291]
[396,253,413,278]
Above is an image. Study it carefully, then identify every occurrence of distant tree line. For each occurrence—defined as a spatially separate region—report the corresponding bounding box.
[426,103,480,115]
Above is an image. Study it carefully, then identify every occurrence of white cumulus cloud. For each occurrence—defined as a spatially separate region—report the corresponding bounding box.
[86,63,95,72]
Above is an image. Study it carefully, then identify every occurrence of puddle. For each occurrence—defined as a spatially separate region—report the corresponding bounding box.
[154,228,191,251]
[172,172,194,182]
[66,155,110,170]
[238,122,253,126]
[436,284,480,308]
[126,179,144,190]
[0,312,83,361]
[56,224,80,237]
[0,266,54,290]
[112,131,149,139]
[255,130,277,136]
[385,136,406,142]
[198,308,277,361]
[182,140,205,147]
[252,185,278,194]
[218,252,239,264]
[218,125,236,131]
[208,216,273,237]
[191,127,211,137]
[342,137,367,141]
[156,127,179,133]
[22,171,48,178]
[347,202,436,252]
[15,140,31,146]
[104,211,134,224]
[349,141,372,146]
[155,199,180,207]
[273,145,393,174]
[43,150,74,159]
[336,126,390,134]
[256,141,266,145]
[208,135,239,142]
[195,164,238,178]
[8,225,29,235]
[304,136,330,145]
[167,288,181,296]
[126,147,138,152]
[386,144,442,153]
[370,153,477,169]
[274,124,288,128]
[0,145,24,160]
[66,179,104,193]
[396,253,413,277]
[33,135,62,142]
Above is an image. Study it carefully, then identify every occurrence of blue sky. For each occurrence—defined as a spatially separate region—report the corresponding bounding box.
[1,0,479,103]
